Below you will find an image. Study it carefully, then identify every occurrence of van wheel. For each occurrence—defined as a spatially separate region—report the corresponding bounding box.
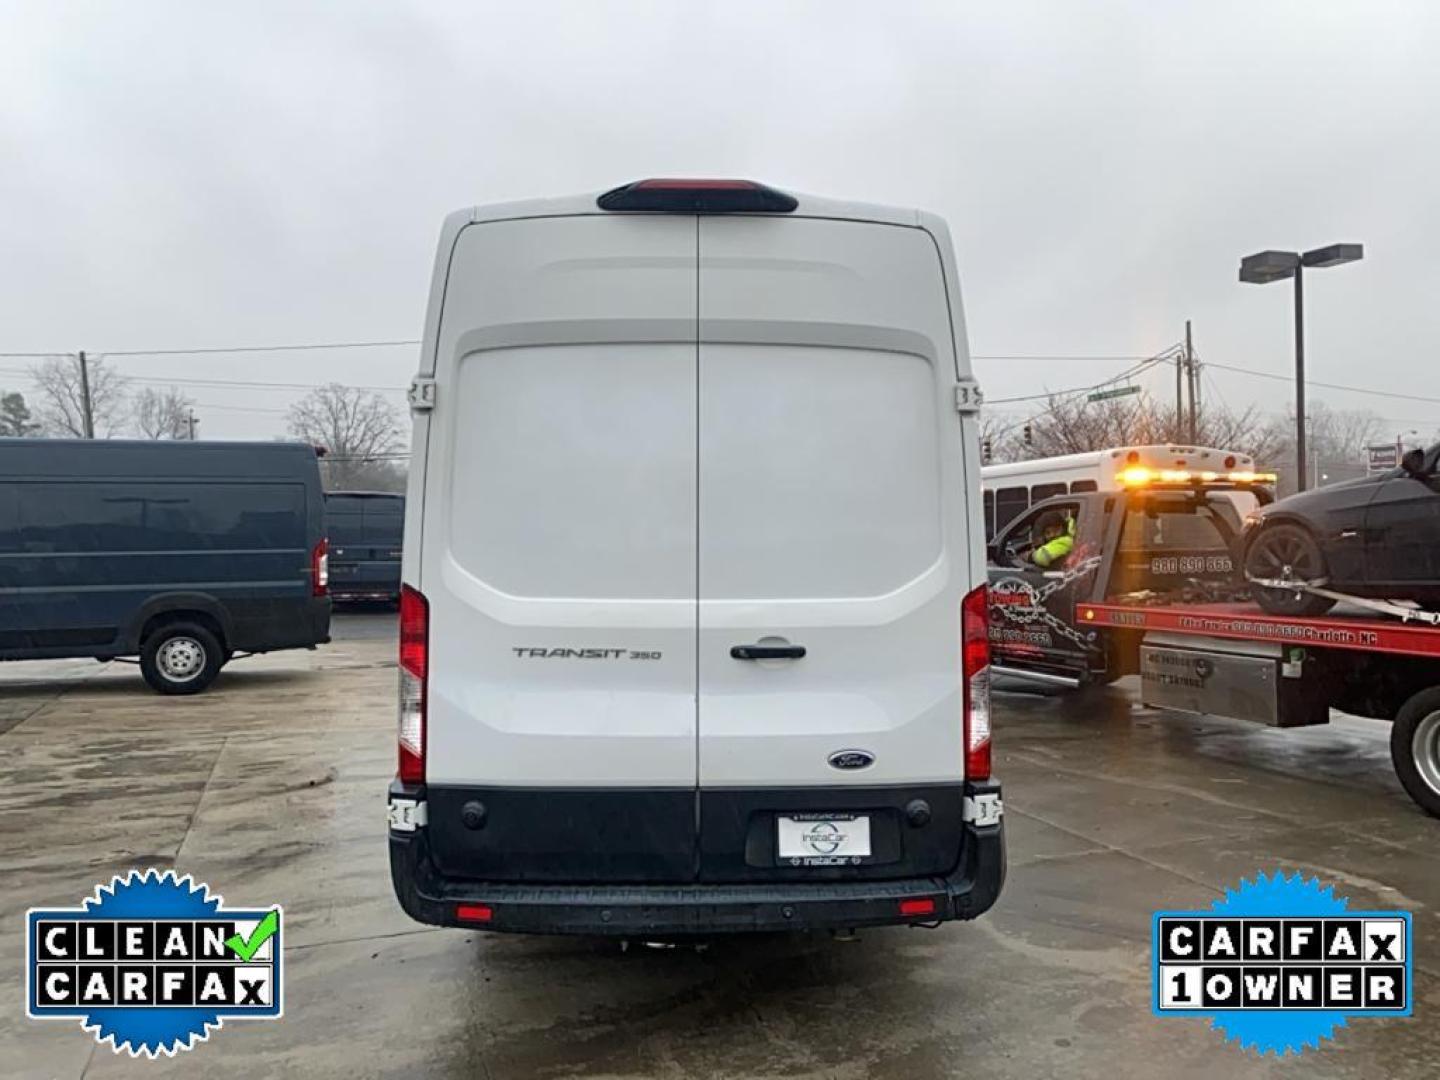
[1391,688,1440,819]
[141,623,223,695]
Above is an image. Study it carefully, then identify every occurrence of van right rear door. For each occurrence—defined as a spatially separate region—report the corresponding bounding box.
[694,215,974,883]
[417,215,700,883]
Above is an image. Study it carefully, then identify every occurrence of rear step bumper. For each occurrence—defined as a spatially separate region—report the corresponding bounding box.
[387,781,1005,936]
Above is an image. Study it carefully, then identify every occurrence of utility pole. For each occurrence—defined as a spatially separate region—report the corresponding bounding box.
[1174,345,1184,441]
[77,351,95,439]
[187,409,198,441]
[1184,320,1198,443]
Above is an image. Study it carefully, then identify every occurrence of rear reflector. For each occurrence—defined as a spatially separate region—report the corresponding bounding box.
[398,584,428,783]
[597,178,798,213]
[962,583,992,781]
[455,904,493,924]
[899,898,936,917]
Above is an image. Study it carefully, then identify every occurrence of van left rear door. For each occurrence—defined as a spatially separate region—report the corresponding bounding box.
[419,214,701,883]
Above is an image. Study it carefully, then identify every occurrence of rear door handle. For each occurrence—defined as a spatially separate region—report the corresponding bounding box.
[730,644,806,660]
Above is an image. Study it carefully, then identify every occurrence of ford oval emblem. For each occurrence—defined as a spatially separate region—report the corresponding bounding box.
[827,749,875,771]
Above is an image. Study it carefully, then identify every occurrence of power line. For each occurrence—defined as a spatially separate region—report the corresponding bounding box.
[1205,360,1440,407]
[973,354,1164,361]
[985,345,1182,405]
[99,339,421,358]
[0,365,406,395]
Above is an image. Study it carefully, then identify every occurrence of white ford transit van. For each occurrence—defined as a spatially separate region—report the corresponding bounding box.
[388,179,1003,935]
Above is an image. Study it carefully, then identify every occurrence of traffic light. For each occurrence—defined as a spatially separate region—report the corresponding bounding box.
[1023,422,1033,448]
[982,437,993,463]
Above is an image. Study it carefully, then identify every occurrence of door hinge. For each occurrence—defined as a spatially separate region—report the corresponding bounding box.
[954,378,984,415]
[388,797,428,832]
[963,792,1003,827]
[408,376,436,413]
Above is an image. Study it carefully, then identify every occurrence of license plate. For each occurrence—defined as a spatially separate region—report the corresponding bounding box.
[776,813,872,866]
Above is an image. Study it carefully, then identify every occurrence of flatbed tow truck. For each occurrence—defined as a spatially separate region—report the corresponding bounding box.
[986,471,1440,818]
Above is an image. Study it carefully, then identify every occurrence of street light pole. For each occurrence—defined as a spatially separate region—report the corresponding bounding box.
[1239,242,1362,495]
[1293,265,1306,491]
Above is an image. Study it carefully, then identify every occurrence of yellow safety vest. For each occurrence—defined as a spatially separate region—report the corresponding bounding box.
[1032,533,1074,568]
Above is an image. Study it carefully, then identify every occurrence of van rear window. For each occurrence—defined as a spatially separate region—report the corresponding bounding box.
[699,345,941,599]
[447,344,696,600]
[12,482,305,553]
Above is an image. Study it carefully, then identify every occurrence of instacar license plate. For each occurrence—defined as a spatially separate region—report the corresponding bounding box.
[776,813,872,866]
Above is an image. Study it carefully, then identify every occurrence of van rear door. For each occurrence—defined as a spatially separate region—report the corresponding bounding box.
[694,216,973,881]
[419,215,699,882]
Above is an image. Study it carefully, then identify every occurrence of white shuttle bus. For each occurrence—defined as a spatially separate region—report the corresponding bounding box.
[981,444,1262,538]
[387,178,1004,937]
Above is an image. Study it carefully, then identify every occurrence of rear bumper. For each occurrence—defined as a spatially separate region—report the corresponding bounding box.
[329,563,401,602]
[331,588,400,602]
[387,781,1005,936]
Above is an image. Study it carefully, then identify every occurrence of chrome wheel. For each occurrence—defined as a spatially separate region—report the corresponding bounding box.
[156,636,206,682]
[1413,710,1440,797]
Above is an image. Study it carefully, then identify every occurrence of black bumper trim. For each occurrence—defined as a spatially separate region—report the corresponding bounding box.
[388,780,1006,936]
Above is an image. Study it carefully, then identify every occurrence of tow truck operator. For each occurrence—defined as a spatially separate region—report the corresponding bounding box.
[1031,510,1075,569]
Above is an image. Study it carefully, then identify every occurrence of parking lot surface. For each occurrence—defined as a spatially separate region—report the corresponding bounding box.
[3,611,1436,1079]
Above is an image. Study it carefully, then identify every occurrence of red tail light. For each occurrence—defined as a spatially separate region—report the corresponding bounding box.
[597,178,798,213]
[311,537,329,596]
[455,904,492,924]
[962,583,992,781]
[398,584,428,783]
[899,897,936,917]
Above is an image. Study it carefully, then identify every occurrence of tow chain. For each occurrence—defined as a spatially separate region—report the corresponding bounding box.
[990,555,1104,650]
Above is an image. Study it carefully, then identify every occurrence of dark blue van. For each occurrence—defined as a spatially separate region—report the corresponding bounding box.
[0,439,331,694]
[325,491,404,603]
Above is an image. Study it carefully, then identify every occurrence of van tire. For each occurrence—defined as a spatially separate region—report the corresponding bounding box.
[140,622,224,695]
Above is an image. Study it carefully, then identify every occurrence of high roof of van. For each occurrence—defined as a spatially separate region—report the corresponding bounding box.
[460,187,925,229]
[0,438,322,479]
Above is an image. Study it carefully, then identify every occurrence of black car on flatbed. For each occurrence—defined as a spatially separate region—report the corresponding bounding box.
[1241,442,1440,616]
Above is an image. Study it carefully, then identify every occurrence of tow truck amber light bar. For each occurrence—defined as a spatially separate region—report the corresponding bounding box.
[597,178,799,213]
[1118,466,1278,488]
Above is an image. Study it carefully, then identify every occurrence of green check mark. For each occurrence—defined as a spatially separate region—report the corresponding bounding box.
[225,910,279,961]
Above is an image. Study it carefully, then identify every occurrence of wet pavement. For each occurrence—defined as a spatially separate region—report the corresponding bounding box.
[2,611,1436,1078]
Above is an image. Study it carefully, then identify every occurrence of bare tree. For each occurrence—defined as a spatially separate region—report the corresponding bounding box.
[1308,403,1382,462]
[133,386,196,439]
[988,392,1286,465]
[1256,403,1385,491]
[979,411,1024,465]
[287,383,403,488]
[0,391,40,436]
[30,355,130,438]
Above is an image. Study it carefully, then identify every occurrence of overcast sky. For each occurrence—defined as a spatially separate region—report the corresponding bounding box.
[3,0,1438,445]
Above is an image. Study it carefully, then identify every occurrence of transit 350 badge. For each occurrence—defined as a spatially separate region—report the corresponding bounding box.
[26,869,283,1057]
[1152,871,1412,1056]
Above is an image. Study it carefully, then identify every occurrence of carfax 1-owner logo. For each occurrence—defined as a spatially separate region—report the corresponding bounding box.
[26,869,283,1057]
[1153,871,1412,1056]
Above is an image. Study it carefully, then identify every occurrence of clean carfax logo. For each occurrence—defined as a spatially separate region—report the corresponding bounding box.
[26,869,283,1057]
[1153,871,1411,1056]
